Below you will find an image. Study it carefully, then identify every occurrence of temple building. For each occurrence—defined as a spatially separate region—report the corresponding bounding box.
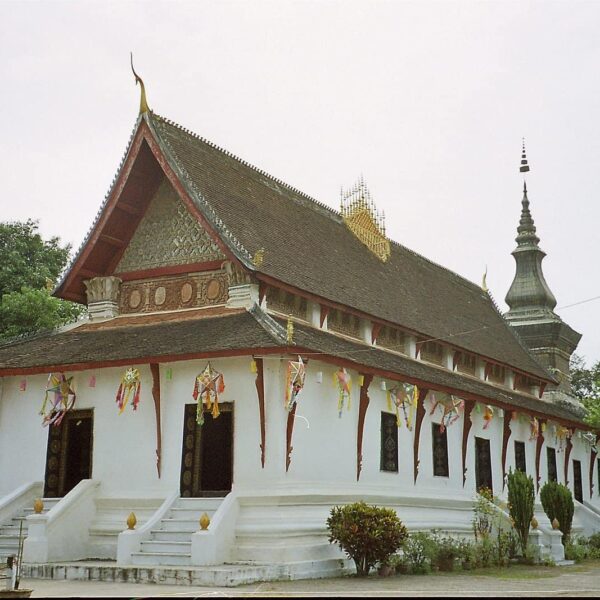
[0,85,598,585]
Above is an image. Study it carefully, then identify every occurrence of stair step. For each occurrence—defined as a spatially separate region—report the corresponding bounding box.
[149,530,193,542]
[140,541,192,553]
[157,518,201,532]
[130,551,191,566]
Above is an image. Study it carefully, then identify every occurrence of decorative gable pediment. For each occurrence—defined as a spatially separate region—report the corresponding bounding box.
[115,179,225,274]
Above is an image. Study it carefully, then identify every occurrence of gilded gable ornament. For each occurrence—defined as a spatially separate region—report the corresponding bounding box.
[340,177,391,262]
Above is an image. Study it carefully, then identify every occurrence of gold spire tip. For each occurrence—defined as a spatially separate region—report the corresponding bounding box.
[130,53,150,115]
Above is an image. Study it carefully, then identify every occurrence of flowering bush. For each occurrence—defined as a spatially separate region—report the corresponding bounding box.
[326,502,408,576]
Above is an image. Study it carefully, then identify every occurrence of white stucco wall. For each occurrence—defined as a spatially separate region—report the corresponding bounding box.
[1,356,599,514]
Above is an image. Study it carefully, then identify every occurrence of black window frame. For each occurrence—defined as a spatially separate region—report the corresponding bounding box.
[431,423,449,477]
[547,447,558,482]
[380,412,399,473]
[514,440,527,474]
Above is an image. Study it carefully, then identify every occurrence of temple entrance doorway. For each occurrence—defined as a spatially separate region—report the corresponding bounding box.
[43,409,94,498]
[180,403,233,497]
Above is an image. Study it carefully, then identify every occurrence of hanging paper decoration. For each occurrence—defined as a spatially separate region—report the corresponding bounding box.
[88,375,96,388]
[386,382,418,429]
[285,356,306,412]
[334,367,352,417]
[116,368,141,414]
[529,416,540,441]
[19,379,27,392]
[166,368,173,381]
[40,373,76,427]
[192,362,226,425]
[429,393,464,433]
[250,359,258,374]
[482,405,494,430]
[555,425,572,452]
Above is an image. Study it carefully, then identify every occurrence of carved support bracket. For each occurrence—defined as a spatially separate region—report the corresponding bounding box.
[452,351,461,371]
[501,410,512,490]
[462,399,475,486]
[590,447,598,499]
[413,387,429,484]
[254,357,266,468]
[285,404,297,472]
[539,381,547,399]
[356,374,374,481]
[564,436,573,487]
[285,358,308,472]
[535,420,546,491]
[258,281,268,305]
[371,323,382,345]
[150,363,162,478]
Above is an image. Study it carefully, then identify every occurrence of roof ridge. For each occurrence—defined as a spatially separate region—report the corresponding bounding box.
[151,114,490,294]
[150,113,342,221]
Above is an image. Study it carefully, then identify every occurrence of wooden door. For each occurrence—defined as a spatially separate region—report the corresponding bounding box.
[180,403,233,497]
[475,436,493,494]
[43,409,93,498]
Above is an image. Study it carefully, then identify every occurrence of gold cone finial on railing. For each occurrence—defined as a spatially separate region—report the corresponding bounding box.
[130,53,150,115]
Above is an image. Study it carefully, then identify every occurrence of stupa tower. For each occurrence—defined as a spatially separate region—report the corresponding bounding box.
[504,141,582,401]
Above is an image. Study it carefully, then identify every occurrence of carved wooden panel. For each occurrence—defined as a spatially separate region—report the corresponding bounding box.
[119,271,228,314]
[328,308,361,338]
[376,326,406,353]
[380,412,398,473]
[266,288,308,320]
[116,179,225,273]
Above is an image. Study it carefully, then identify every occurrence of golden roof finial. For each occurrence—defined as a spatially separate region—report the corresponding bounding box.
[286,316,294,344]
[130,53,150,115]
[482,265,488,292]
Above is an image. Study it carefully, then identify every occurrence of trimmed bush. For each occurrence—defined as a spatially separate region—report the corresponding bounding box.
[507,468,535,554]
[326,502,408,576]
[540,481,574,544]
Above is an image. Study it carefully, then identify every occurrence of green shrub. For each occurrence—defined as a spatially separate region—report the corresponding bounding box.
[432,535,461,571]
[326,502,408,577]
[588,532,600,550]
[507,469,535,554]
[540,481,574,545]
[565,540,589,562]
[402,532,436,574]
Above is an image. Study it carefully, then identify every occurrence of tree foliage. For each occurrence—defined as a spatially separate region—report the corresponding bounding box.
[326,501,408,576]
[570,354,600,428]
[0,220,83,341]
[540,481,574,545]
[506,468,535,554]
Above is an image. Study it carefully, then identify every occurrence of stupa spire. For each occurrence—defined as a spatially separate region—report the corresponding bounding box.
[505,142,557,317]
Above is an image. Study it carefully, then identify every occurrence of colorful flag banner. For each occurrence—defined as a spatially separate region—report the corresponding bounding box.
[40,373,76,427]
[285,356,306,412]
[334,367,352,417]
[192,362,225,425]
[116,368,141,414]
[429,393,464,432]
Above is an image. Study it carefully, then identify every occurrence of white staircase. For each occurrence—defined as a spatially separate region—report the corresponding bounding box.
[130,497,223,566]
[229,500,350,577]
[87,497,163,559]
[0,498,60,562]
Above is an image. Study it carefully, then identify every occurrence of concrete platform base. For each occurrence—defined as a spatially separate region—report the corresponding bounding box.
[21,558,353,587]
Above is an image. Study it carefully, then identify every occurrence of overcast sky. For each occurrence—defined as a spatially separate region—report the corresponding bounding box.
[1,0,599,362]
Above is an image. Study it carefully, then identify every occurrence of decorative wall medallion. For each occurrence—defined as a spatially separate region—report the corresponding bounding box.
[206,278,222,301]
[115,179,225,273]
[129,289,142,309]
[119,271,228,314]
[154,286,167,306]
[181,282,194,304]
